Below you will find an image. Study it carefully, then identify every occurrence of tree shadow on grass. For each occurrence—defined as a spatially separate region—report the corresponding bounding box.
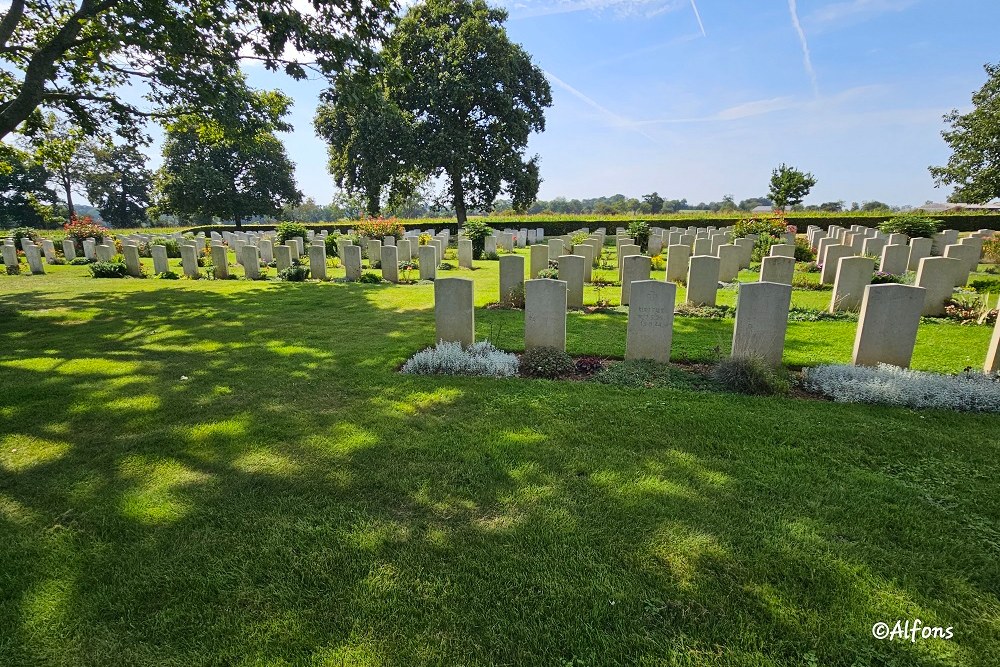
[0,284,998,665]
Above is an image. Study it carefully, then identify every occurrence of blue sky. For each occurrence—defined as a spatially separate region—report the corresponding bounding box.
[231,0,1000,207]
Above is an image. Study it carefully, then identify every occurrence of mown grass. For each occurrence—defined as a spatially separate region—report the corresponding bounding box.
[1,251,998,666]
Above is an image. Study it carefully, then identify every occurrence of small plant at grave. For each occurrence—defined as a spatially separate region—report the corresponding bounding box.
[498,283,525,308]
[547,258,559,270]
[627,220,650,251]
[751,235,779,263]
[590,271,619,287]
[878,214,942,238]
[359,271,382,284]
[278,264,310,282]
[944,294,998,325]
[275,222,309,245]
[49,256,66,265]
[5,264,19,275]
[787,308,858,322]
[69,256,93,265]
[519,346,576,379]
[439,262,455,271]
[791,276,832,291]
[155,271,180,280]
[983,234,1000,263]
[674,303,735,319]
[803,364,1000,413]
[599,248,615,270]
[985,265,1000,275]
[970,278,1000,294]
[151,237,182,258]
[9,226,40,248]
[594,359,720,391]
[537,268,558,279]
[871,271,903,285]
[798,261,820,273]
[794,237,815,262]
[571,231,589,246]
[733,213,787,239]
[89,258,128,278]
[398,259,418,282]
[323,232,340,258]
[483,251,500,261]
[62,216,110,253]
[418,232,432,246]
[650,254,666,271]
[401,340,519,377]
[463,219,494,259]
[574,356,604,375]
[712,356,791,396]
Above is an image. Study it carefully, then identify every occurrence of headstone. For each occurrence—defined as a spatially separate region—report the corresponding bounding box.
[95,244,115,262]
[536,227,545,241]
[384,236,395,247]
[879,243,909,275]
[310,244,327,281]
[123,244,143,277]
[499,254,525,305]
[907,237,932,271]
[24,244,45,274]
[180,244,199,278]
[830,256,875,312]
[336,237,351,261]
[852,284,925,368]
[820,244,853,285]
[888,233,909,246]
[686,255,720,306]
[83,239,96,260]
[558,255,586,308]
[432,238,445,263]
[944,243,977,285]
[621,254,650,306]
[986,314,1000,373]
[241,244,260,280]
[380,245,399,283]
[862,236,887,259]
[648,233,663,257]
[769,244,795,258]
[151,245,170,274]
[344,244,363,281]
[458,239,474,269]
[626,281,676,363]
[547,239,564,259]
[275,245,292,273]
[717,244,741,282]
[41,239,56,263]
[665,244,690,283]
[434,278,475,346]
[62,239,76,261]
[693,237,712,255]
[732,282,793,366]
[499,232,514,252]
[915,256,963,315]
[396,239,412,264]
[574,243,594,282]
[484,235,497,255]
[2,244,19,270]
[759,256,794,285]
[617,244,640,278]
[530,245,548,279]
[524,279,567,351]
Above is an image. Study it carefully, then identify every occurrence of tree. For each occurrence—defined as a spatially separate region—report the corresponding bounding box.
[642,192,664,214]
[0,143,57,228]
[83,140,154,227]
[154,91,302,229]
[768,164,817,209]
[316,0,552,225]
[738,196,773,211]
[23,113,88,221]
[930,63,1000,203]
[818,201,844,212]
[0,0,395,142]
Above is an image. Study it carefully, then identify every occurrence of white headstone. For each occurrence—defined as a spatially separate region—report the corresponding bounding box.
[626,281,676,363]
[852,284,926,368]
[524,279,567,351]
[732,281,793,366]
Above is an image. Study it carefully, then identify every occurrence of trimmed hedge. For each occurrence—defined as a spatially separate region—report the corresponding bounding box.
[181,213,1000,237]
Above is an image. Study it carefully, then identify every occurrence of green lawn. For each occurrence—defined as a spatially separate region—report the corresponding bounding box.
[1,251,998,666]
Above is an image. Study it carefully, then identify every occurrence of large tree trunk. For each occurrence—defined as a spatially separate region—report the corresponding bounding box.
[233,213,242,230]
[450,170,467,227]
[62,171,75,221]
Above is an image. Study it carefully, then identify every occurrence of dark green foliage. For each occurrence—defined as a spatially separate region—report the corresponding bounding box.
[275,222,309,246]
[537,268,558,279]
[751,235,778,263]
[483,251,500,261]
[89,259,128,278]
[359,271,382,284]
[278,265,310,282]
[5,264,19,275]
[594,360,720,391]
[791,276,832,291]
[574,356,604,375]
[970,278,1000,293]
[463,220,494,259]
[878,215,942,238]
[156,271,180,280]
[324,233,341,258]
[627,221,650,252]
[519,346,575,379]
[10,226,39,247]
[768,164,817,209]
[871,271,903,285]
[787,308,858,322]
[152,237,181,258]
[713,356,791,395]
[83,141,153,227]
[674,303,735,319]
[0,145,57,228]
[794,238,815,262]
[68,257,93,265]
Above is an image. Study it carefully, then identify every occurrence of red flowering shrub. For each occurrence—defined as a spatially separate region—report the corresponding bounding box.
[355,216,405,242]
[63,216,112,253]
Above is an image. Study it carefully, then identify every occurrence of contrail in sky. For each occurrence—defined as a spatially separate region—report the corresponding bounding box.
[543,70,659,143]
[689,0,706,37]
[787,0,819,97]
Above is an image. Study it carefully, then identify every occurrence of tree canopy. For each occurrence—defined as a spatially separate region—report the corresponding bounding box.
[0,143,57,228]
[0,0,395,141]
[153,90,302,229]
[930,62,1000,203]
[84,140,153,228]
[768,164,817,209]
[315,0,552,224]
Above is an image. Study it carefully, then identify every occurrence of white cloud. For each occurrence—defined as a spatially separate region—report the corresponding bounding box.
[504,0,685,20]
[810,0,918,26]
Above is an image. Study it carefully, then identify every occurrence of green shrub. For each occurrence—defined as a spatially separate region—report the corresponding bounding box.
[712,356,791,395]
[89,259,128,278]
[627,221,650,251]
[69,257,93,265]
[355,217,405,243]
[278,264,310,282]
[5,264,19,275]
[462,220,494,259]
[10,226,39,247]
[970,278,1000,294]
[595,359,721,390]
[794,238,815,262]
[156,271,180,280]
[733,214,787,239]
[650,254,665,271]
[878,215,942,238]
[983,235,1000,263]
[674,303,735,318]
[275,222,309,245]
[871,271,903,285]
[791,276,831,291]
[324,232,340,258]
[751,235,778,263]
[359,271,382,284]
[537,268,558,279]
[152,237,182,258]
[519,347,575,379]
[483,251,500,261]
[63,216,110,253]
[798,261,820,273]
